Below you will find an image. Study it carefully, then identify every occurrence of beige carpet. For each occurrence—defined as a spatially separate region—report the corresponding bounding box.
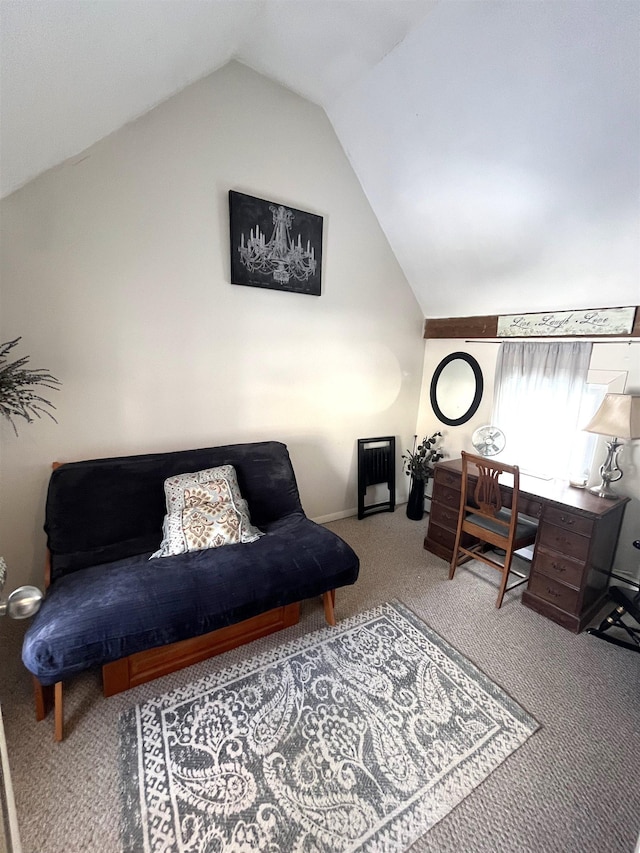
[1,509,639,853]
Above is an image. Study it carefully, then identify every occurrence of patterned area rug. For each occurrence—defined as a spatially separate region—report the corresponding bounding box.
[119,602,538,852]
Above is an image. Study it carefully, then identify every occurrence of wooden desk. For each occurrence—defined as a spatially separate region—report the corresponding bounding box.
[425,458,629,632]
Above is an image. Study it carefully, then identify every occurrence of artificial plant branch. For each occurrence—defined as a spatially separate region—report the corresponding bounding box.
[0,338,61,435]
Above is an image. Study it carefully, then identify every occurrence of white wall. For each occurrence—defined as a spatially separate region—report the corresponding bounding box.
[0,61,426,589]
[417,339,640,581]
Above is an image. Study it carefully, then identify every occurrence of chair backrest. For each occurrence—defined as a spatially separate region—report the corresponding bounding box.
[460,451,521,527]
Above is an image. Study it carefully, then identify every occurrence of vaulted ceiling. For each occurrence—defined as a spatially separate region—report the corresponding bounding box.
[0,0,435,198]
[1,0,638,319]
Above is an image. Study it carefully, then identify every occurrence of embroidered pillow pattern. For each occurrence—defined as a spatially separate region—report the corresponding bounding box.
[151,465,262,559]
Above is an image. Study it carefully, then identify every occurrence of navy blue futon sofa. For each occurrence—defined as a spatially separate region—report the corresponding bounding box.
[22,441,359,739]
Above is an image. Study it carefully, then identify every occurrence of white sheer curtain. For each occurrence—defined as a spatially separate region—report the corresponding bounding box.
[492,342,592,479]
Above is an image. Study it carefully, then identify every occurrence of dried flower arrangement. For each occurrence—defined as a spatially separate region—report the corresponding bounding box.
[402,432,444,482]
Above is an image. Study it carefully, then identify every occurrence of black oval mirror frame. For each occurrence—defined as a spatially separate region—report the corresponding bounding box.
[430,352,484,427]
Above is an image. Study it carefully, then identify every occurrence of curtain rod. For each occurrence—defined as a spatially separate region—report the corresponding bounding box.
[464,338,639,344]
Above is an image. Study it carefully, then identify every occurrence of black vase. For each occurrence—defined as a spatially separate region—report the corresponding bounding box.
[406,477,425,520]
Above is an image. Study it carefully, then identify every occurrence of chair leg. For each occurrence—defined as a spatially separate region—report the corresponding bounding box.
[448,556,456,580]
[496,551,515,609]
[449,528,463,580]
[323,590,336,626]
[54,682,64,742]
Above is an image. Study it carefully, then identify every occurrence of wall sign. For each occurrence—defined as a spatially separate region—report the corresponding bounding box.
[497,307,636,337]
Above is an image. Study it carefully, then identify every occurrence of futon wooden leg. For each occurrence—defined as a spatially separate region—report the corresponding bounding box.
[54,682,64,742]
[33,676,53,721]
[323,590,336,626]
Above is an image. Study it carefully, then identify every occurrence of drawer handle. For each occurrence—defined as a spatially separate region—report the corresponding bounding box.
[546,587,561,598]
[551,562,566,573]
[560,516,574,526]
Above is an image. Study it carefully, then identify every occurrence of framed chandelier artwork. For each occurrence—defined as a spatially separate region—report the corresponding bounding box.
[229,191,323,296]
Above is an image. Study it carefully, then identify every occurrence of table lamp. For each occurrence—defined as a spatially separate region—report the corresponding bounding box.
[583,393,640,499]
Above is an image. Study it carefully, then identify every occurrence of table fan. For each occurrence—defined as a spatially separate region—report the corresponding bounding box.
[471,425,506,457]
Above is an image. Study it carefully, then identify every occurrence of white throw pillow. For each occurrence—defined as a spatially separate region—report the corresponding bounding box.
[150,465,262,559]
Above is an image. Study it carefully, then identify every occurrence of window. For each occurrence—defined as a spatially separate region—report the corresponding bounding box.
[570,382,607,484]
[492,341,594,480]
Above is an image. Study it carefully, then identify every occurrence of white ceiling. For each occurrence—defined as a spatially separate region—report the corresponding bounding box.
[1,1,638,319]
[0,0,434,200]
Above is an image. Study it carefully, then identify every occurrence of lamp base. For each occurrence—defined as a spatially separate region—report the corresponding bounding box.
[589,437,624,500]
[588,482,619,500]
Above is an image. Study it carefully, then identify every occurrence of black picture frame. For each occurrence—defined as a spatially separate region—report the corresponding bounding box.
[430,352,484,426]
[229,191,323,296]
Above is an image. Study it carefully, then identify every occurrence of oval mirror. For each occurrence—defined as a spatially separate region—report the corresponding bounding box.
[430,352,483,426]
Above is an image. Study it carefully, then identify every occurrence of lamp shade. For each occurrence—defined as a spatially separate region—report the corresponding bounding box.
[583,394,640,439]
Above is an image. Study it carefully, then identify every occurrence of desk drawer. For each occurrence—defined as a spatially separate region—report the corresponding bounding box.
[433,484,462,511]
[538,523,590,562]
[426,522,457,553]
[429,501,460,532]
[517,497,543,520]
[533,547,583,589]
[434,467,462,490]
[527,573,580,613]
[426,520,475,553]
[544,506,594,538]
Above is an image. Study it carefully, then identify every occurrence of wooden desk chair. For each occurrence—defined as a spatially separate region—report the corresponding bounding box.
[449,451,539,608]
